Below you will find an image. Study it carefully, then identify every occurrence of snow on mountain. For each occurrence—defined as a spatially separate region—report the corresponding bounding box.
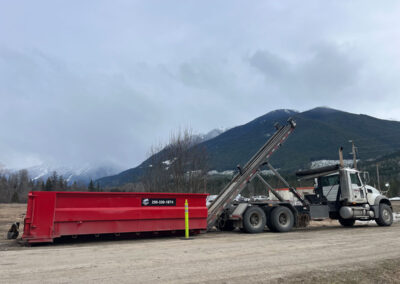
[202,128,227,141]
[208,169,274,176]
[195,127,228,143]
[269,109,299,115]
[2,163,123,185]
[310,159,355,169]
[208,170,235,176]
[162,158,177,166]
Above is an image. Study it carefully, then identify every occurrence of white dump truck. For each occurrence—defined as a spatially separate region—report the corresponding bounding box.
[207,119,393,233]
[296,161,393,227]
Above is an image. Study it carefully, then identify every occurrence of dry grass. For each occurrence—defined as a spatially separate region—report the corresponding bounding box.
[273,258,400,283]
[0,203,26,250]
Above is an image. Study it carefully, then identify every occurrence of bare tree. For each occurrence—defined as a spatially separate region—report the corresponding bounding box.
[17,169,30,202]
[142,128,208,193]
[120,182,145,192]
[0,174,9,203]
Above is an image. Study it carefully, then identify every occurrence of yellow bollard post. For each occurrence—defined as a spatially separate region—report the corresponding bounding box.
[185,199,189,239]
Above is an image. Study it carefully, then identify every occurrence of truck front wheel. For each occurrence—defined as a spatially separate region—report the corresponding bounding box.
[338,218,355,227]
[376,203,393,226]
[243,206,266,233]
[270,206,294,233]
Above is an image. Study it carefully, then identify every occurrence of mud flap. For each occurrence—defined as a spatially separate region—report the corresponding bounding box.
[309,205,330,219]
[7,222,20,239]
[296,214,310,227]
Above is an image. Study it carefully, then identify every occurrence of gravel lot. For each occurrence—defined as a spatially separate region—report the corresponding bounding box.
[1,203,400,283]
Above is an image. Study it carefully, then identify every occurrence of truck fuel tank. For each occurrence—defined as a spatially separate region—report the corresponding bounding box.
[339,206,374,219]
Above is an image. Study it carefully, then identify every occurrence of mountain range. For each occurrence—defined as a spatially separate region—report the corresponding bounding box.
[97,107,400,187]
[0,163,123,185]
[0,128,225,186]
[28,164,123,185]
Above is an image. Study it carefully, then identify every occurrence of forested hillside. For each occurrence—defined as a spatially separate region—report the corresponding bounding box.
[359,150,400,197]
[98,107,400,187]
[0,170,101,203]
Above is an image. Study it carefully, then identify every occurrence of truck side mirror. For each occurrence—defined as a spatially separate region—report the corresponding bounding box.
[362,172,370,184]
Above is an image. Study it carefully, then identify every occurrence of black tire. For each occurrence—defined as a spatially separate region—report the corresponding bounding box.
[239,227,247,233]
[338,218,355,227]
[266,208,277,232]
[218,219,236,231]
[7,223,19,239]
[270,206,294,233]
[243,206,266,234]
[376,203,393,226]
[7,230,18,240]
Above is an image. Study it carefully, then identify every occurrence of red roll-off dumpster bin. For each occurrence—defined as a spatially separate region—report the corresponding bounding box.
[22,191,208,243]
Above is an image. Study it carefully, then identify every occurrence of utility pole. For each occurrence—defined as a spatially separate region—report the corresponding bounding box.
[349,140,357,169]
[376,163,381,192]
[338,147,344,168]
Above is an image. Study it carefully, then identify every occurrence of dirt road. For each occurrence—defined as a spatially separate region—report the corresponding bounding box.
[1,221,400,282]
[1,203,400,283]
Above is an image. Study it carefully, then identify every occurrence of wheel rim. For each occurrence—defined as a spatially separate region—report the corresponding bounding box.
[278,213,288,226]
[382,208,391,223]
[250,213,260,226]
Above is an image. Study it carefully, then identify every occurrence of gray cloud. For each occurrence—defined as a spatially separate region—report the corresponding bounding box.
[249,43,363,99]
[249,50,291,81]
[0,1,400,169]
[0,49,164,168]
[298,44,362,94]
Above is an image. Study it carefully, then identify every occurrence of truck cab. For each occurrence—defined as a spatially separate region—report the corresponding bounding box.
[310,167,393,227]
[318,169,367,204]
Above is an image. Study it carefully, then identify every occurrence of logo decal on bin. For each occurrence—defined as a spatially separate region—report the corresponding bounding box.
[141,198,176,206]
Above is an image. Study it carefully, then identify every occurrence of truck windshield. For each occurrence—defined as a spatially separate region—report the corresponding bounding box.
[321,175,339,187]
[350,173,362,186]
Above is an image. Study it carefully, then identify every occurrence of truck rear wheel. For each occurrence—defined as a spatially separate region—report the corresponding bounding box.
[266,208,277,232]
[376,203,393,226]
[270,206,294,233]
[218,219,235,231]
[243,206,266,234]
[338,218,355,227]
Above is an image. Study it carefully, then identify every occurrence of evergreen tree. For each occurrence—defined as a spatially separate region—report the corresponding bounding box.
[35,179,44,191]
[58,175,65,190]
[11,192,19,203]
[51,171,58,189]
[0,175,9,203]
[17,169,29,193]
[45,177,53,191]
[88,179,95,192]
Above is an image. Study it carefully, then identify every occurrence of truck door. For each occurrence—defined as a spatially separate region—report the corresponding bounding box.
[320,174,340,202]
[349,172,367,203]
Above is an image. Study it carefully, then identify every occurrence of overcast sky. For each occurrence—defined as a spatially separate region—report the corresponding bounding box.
[1,1,400,169]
